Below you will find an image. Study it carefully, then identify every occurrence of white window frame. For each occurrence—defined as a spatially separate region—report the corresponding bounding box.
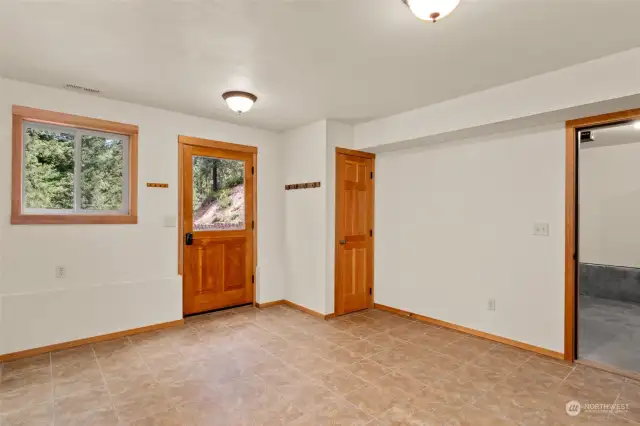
[22,120,130,215]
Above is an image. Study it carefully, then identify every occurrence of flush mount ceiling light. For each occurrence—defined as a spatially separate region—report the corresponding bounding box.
[634,121,640,130]
[222,91,258,115]
[402,0,460,22]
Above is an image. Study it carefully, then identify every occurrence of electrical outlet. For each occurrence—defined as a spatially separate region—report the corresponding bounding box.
[56,266,66,278]
[487,298,496,311]
[533,222,549,236]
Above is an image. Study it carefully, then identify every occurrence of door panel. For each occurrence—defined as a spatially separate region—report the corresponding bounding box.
[182,144,254,315]
[335,150,374,315]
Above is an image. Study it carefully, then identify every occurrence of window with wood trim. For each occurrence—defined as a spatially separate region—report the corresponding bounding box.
[11,106,138,224]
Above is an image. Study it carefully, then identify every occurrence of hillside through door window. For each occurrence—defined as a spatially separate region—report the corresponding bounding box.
[192,156,245,230]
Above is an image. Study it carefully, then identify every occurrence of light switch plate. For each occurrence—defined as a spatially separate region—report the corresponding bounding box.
[533,222,549,236]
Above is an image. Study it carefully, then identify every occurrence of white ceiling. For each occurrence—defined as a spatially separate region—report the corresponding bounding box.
[1,0,639,131]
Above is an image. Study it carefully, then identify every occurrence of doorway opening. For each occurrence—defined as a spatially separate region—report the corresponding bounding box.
[566,109,640,376]
[178,136,257,316]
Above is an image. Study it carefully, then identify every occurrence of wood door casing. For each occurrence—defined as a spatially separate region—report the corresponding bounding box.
[335,148,375,316]
[181,143,255,315]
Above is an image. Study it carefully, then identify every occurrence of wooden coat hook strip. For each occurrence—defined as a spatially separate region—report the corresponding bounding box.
[285,182,321,190]
[146,183,169,188]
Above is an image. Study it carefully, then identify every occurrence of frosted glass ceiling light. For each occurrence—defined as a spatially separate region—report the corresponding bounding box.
[402,0,461,22]
[222,91,258,114]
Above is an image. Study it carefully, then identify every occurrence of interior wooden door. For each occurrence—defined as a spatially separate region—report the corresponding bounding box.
[335,149,375,315]
[182,144,254,315]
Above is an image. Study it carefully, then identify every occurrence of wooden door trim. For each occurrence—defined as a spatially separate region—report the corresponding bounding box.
[564,108,640,362]
[334,148,375,316]
[178,135,257,153]
[336,147,376,159]
[177,136,258,311]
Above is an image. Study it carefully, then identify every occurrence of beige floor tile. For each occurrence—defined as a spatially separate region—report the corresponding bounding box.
[52,359,105,398]
[124,407,184,426]
[6,307,640,426]
[368,348,413,369]
[340,340,385,357]
[524,355,575,380]
[60,407,120,426]
[281,381,336,411]
[54,386,112,424]
[621,379,640,403]
[107,374,164,403]
[113,391,175,425]
[92,338,134,357]
[0,382,53,414]
[322,347,363,366]
[344,359,391,383]
[325,331,363,347]
[345,383,401,417]
[375,371,425,399]
[449,363,503,393]
[349,325,389,339]
[291,396,371,426]
[317,368,367,395]
[0,367,51,393]
[287,354,338,379]
[364,332,402,349]
[425,374,487,405]
[1,355,51,379]
[0,401,53,426]
[558,365,624,403]
[261,401,305,425]
[50,346,96,367]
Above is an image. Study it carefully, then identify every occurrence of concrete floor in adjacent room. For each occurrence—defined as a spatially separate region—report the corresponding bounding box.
[579,295,640,375]
[1,304,639,425]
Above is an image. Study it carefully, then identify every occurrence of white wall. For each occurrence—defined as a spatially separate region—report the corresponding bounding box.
[282,120,354,315]
[580,141,640,268]
[0,78,285,354]
[283,121,328,314]
[375,125,566,352]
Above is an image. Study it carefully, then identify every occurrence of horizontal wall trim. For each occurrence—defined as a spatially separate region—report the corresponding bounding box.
[0,319,184,362]
[375,303,564,361]
[256,299,334,320]
[1,276,181,298]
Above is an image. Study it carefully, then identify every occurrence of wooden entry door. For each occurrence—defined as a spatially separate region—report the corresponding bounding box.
[335,148,375,315]
[180,140,255,315]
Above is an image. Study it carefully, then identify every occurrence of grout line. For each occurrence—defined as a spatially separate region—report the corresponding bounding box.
[91,345,122,426]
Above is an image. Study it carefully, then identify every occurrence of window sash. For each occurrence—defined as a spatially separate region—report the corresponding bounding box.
[22,121,130,215]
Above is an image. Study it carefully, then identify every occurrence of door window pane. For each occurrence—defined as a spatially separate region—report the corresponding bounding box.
[193,156,245,230]
[23,126,75,210]
[81,134,125,211]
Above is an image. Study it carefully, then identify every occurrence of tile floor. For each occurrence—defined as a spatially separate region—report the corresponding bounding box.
[1,304,639,425]
[579,295,640,373]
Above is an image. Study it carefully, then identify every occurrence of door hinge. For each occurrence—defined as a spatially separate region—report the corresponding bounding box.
[369,229,373,237]
[251,166,255,176]
[369,288,372,295]
[252,275,255,284]
[370,171,373,179]
[252,220,255,230]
